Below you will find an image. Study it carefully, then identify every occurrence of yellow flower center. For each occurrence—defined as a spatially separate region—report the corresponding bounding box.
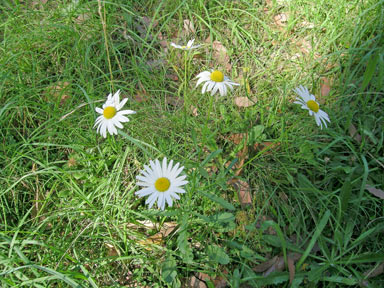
[210,70,224,82]
[306,100,319,113]
[154,177,170,192]
[181,45,187,49]
[103,106,117,119]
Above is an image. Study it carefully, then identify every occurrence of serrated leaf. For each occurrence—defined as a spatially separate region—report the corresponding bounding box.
[177,231,193,264]
[207,245,230,265]
[249,125,264,142]
[161,255,177,284]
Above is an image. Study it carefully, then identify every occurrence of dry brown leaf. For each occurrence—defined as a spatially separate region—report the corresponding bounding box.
[227,133,246,145]
[183,19,195,35]
[165,74,179,81]
[75,12,91,24]
[365,185,384,200]
[30,0,48,8]
[364,263,384,278]
[187,276,207,288]
[213,276,227,288]
[320,77,331,97]
[253,256,279,272]
[264,256,285,275]
[298,21,315,29]
[234,97,256,108]
[287,256,295,284]
[296,38,312,55]
[349,124,362,144]
[229,179,252,208]
[166,95,183,108]
[212,40,232,71]
[274,13,288,27]
[255,215,277,235]
[134,82,149,103]
[254,253,301,277]
[67,157,77,168]
[279,191,288,202]
[126,220,157,230]
[160,221,178,237]
[141,16,158,28]
[235,142,248,176]
[190,105,198,117]
[138,233,164,250]
[225,133,248,175]
[253,142,280,155]
[105,243,120,257]
[46,81,71,106]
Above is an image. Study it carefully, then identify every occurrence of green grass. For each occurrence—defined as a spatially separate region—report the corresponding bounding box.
[1,0,383,287]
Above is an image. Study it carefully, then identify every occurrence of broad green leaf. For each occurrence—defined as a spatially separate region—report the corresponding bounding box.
[161,255,177,284]
[201,149,222,167]
[207,245,230,265]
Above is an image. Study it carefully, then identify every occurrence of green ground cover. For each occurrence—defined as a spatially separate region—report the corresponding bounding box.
[1,0,383,287]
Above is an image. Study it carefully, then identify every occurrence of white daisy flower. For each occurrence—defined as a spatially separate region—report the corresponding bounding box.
[195,70,239,97]
[170,39,201,50]
[135,158,188,210]
[294,85,330,129]
[94,90,136,138]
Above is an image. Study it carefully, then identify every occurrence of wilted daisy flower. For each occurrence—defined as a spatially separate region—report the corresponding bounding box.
[135,158,188,210]
[195,70,239,97]
[294,85,330,129]
[94,90,136,138]
[170,39,201,50]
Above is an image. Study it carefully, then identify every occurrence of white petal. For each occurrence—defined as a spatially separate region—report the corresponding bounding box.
[146,192,158,206]
[107,121,116,135]
[173,187,186,194]
[119,110,136,115]
[100,123,107,138]
[170,162,180,177]
[200,81,209,94]
[113,90,121,104]
[189,39,195,45]
[165,193,173,207]
[196,75,209,87]
[161,158,168,175]
[207,81,215,92]
[211,83,220,96]
[166,159,174,175]
[136,187,155,197]
[314,113,322,128]
[196,71,211,78]
[117,98,128,110]
[157,193,164,210]
[169,191,180,200]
